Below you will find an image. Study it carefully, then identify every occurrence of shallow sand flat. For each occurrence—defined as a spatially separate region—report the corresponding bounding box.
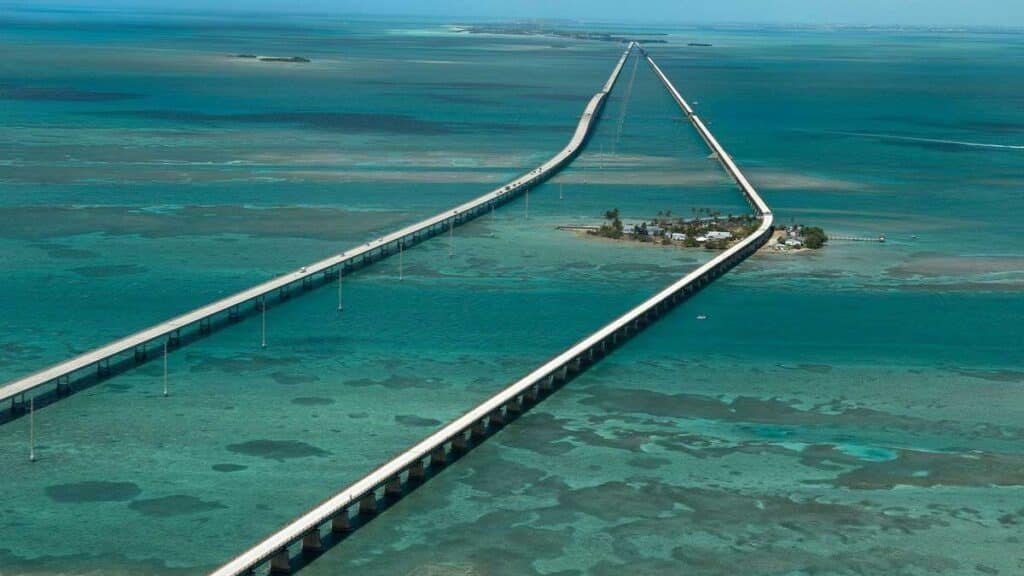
[887,254,1024,278]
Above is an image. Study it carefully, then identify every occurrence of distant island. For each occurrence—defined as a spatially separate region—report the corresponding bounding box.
[456,24,667,44]
[567,208,827,252]
[688,42,713,47]
[231,54,311,63]
[768,224,828,251]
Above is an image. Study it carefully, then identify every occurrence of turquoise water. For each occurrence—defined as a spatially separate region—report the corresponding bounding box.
[303,26,1024,576]
[1,9,1023,576]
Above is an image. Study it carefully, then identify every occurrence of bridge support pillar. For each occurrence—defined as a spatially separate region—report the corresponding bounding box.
[409,460,426,482]
[470,420,487,440]
[56,375,70,397]
[541,374,555,391]
[359,493,377,516]
[331,511,351,534]
[199,317,211,334]
[133,346,145,364]
[169,329,180,347]
[452,433,468,452]
[525,385,538,403]
[301,530,322,553]
[386,476,402,497]
[506,397,522,414]
[269,550,290,574]
[429,446,446,468]
[489,409,505,427]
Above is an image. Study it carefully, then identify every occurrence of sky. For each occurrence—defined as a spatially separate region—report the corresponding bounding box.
[10,0,1024,27]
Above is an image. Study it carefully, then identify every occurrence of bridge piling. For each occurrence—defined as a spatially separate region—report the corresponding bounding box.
[385,477,402,496]
[470,420,487,440]
[452,432,468,452]
[506,397,523,414]
[331,512,351,534]
[408,460,426,482]
[358,493,377,516]
[525,385,539,403]
[269,551,290,574]
[261,299,267,349]
[429,446,446,468]
[301,530,322,554]
[493,408,509,426]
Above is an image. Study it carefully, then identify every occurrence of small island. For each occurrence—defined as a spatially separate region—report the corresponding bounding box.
[457,24,668,44]
[575,207,827,252]
[768,224,828,252]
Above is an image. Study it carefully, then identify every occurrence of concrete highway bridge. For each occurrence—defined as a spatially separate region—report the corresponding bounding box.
[208,45,774,576]
[0,43,635,425]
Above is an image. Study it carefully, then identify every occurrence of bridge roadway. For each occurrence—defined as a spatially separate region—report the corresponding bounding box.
[209,47,774,575]
[0,43,635,419]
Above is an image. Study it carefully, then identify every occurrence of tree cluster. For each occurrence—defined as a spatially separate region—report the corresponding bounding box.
[801,226,828,249]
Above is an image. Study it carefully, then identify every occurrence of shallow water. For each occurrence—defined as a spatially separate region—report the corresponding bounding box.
[301,23,1024,576]
[0,10,748,574]
[1,10,1023,576]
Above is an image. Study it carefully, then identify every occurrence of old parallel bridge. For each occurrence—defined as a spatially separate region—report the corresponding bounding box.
[208,45,774,576]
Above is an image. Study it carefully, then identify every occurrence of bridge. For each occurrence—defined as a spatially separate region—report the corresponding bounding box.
[0,43,635,423]
[208,46,774,576]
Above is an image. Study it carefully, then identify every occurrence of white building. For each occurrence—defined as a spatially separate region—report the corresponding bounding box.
[670,232,687,241]
[706,230,732,240]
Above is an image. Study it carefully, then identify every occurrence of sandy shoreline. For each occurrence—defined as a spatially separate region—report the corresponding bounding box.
[566,228,814,254]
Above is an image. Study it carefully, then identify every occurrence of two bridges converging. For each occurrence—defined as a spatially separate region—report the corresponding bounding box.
[1,43,774,575]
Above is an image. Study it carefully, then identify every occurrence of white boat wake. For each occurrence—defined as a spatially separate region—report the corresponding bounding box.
[828,130,1024,150]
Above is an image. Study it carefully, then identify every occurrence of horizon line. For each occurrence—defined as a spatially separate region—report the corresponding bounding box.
[2,3,1024,31]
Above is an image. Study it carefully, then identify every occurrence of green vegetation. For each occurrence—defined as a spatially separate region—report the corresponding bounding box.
[774,224,828,250]
[586,208,828,254]
[588,206,763,251]
[801,226,828,249]
[596,208,623,239]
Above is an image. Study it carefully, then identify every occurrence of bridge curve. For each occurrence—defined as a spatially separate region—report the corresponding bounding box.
[208,46,774,576]
[0,43,635,421]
